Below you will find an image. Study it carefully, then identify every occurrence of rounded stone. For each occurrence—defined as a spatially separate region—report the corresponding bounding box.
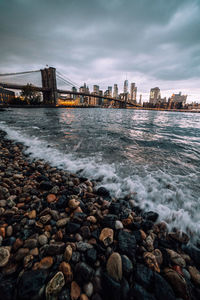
[143,252,160,273]
[64,245,73,262]
[38,234,48,246]
[83,282,93,297]
[115,220,123,230]
[46,271,65,300]
[71,281,81,300]
[47,194,57,203]
[68,199,80,209]
[39,257,54,269]
[59,261,73,283]
[0,247,10,267]
[99,228,114,247]
[106,252,122,282]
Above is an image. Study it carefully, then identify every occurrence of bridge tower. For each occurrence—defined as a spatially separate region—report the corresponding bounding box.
[119,93,127,108]
[41,67,58,105]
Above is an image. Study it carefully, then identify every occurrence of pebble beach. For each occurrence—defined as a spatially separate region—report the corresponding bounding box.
[1,129,200,300]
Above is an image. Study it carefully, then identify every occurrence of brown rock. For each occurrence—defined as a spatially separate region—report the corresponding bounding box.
[68,199,80,209]
[0,227,6,238]
[140,229,147,240]
[71,281,81,300]
[39,257,54,269]
[27,210,36,219]
[46,271,65,300]
[99,228,114,246]
[59,261,73,282]
[144,233,155,252]
[164,267,189,300]
[6,225,13,237]
[143,252,160,273]
[40,214,51,224]
[188,266,200,286]
[56,217,69,227]
[106,252,122,282]
[15,248,29,261]
[47,194,57,203]
[168,231,189,244]
[80,294,89,300]
[13,238,23,251]
[30,247,39,256]
[167,249,186,267]
[152,249,163,266]
[0,247,10,267]
[64,245,73,262]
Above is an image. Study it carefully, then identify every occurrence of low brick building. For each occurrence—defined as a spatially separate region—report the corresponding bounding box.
[0,87,15,103]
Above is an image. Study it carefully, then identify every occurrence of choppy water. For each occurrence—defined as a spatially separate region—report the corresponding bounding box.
[0,108,200,239]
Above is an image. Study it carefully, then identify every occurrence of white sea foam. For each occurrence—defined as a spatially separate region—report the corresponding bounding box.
[1,122,200,240]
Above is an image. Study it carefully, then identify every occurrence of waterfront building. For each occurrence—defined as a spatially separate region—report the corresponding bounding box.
[168,92,187,109]
[124,80,128,94]
[72,86,77,100]
[139,94,142,105]
[79,83,89,104]
[113,84,118,98]
[0,87,15,104]
[108,86,112,97]
[93,85,99,94]
[130,82,137,102]
[149,87,161,105]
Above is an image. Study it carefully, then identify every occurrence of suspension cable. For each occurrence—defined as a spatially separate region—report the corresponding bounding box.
[0,70,40,77]
[57,71,79,89]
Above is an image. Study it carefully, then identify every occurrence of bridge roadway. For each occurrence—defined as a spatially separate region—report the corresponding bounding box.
[0,82,140,107]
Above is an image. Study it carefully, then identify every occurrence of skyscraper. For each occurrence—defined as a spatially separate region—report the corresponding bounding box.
[108,86,112,97]
[113,84,118,98]
[124,80,128,94]
[149,87,161,105]
[130,82,137,102]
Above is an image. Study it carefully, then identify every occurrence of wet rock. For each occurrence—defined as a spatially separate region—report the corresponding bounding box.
[118,230,136,259]
[182,245,200,267]
[40,181,53,190]
[59,261,73,283]
[135,263,154,290]
[106,252,122,282]
[80,226,91,239]
[102,215,117,229]
[167,249,186,267]
[71,281,81,300]
[64,245,73,262]
[0,247,10,267]
[154,271,176,300]
[152,248,163,266]
[86,248,97,265]
[99,228,114,246]
[115,220,123,230]
[188,266,200,286]
[169,231,189,244]
[40,214,51,224]
[57,217,69,228]
[27,210,36,219]
[24,238,38,249]
[75,262,94,284]
[68,199,80,209]
[47,242,65,255]
[46,271,65,300]
[121,255,133,277]
[38,234,48,246]
[0,277,15,300]
[83,282,93,297]
[102,272,121,300]
[80,294,89,300]
[130,283,156,300]
[76,241,93,252]
[67,222,81,234]
[15,248,29,261]
[17,269,47,300]
[96,187,110,198]
[143,252,160,273]
[38,256,54,269]
[163,267,190,300]
[87,216,97,224]
[143,211,159,222]
[71,251,80,264]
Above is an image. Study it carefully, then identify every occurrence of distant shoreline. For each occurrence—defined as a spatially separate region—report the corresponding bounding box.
[0,104,199,113]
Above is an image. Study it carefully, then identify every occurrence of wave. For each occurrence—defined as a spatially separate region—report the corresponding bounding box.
[1,122,200,241]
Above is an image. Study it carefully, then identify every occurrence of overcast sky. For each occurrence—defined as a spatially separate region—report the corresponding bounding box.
[0,0,200,102]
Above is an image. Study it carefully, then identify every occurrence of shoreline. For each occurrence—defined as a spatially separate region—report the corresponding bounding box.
[0,104,200,113]
[0,129,200,300]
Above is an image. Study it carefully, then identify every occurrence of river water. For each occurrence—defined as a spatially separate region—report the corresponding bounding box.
[0,108,200,239]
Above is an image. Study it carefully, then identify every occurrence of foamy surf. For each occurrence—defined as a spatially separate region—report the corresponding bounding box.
[1,121,200,241]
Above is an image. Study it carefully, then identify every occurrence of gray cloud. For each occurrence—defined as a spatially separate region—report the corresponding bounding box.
[0,0,200,101]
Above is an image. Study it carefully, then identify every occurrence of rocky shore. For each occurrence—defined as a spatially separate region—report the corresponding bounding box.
[0,129,200,300]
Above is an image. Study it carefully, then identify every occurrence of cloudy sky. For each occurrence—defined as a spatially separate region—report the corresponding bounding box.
[0,0,200,102]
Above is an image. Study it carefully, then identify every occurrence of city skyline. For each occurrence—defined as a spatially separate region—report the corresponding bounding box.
[0,0,200,102]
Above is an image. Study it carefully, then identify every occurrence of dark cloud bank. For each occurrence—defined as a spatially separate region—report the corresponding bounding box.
[0,0,200,101]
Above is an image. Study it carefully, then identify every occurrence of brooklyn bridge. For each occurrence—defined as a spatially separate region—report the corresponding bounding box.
[0,67,140,108]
